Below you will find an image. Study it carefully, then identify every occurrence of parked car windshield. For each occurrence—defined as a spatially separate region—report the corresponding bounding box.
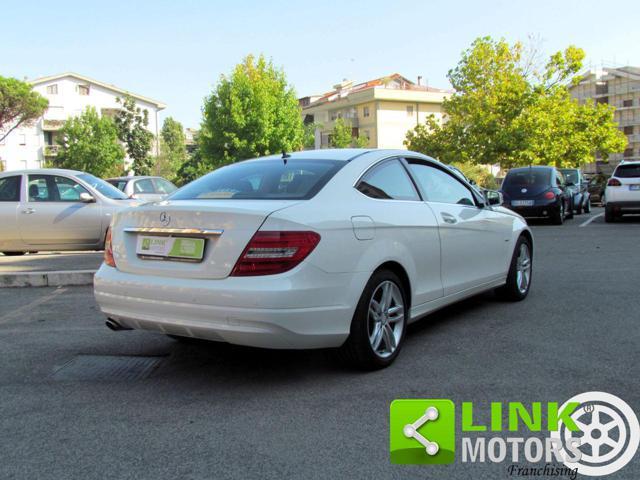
[77,173,128,199]
[614,164,640,178]
[503,169,551,186]
[170,159,345,200]
[560,169,580,184]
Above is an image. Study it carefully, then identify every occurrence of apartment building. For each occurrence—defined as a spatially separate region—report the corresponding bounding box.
[0,72,166,172]
[299,74,450,150]
[570,66,640,173]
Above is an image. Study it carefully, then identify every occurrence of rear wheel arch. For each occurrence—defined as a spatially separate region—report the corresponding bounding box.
[373,261,412,313]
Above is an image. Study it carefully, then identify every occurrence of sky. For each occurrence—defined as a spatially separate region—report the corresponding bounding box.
[2,0,640,129]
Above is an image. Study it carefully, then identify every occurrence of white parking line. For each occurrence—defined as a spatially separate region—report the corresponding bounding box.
[0,287,67,324]
[579,213,604,227]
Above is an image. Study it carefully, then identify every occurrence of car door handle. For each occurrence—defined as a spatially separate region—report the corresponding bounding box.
[21,208,35,214]
[441,212,457,224]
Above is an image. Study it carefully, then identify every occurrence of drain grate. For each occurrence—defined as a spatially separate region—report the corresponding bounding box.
[52,355,164,382]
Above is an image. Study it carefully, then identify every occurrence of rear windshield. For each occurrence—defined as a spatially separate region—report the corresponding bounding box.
[503,170,551,186]
[614,164,640,178]
[170,159,345,200]
[77,173,128,200]
[560,169,579,184]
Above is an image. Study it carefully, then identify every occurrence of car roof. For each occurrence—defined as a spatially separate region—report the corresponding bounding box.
[106,176,158,181]
[0,168,84,176]
[508,166,555,173]
[254,148,375,162]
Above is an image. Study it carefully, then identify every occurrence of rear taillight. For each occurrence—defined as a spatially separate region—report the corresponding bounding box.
[104,227,116,268]
[231,231,321,276]
[608,178,621,187]
[544,191,555,200]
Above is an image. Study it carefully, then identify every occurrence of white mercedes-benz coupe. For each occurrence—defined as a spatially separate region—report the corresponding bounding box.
[94,149,533,369]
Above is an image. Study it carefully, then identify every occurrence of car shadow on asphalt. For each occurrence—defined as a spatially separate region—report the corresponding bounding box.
[146,291,504,384]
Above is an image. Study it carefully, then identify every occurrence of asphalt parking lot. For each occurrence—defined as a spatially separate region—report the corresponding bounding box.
[0,207,638,480]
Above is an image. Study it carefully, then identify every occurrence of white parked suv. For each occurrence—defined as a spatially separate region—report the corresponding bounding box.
[604,161,640,222]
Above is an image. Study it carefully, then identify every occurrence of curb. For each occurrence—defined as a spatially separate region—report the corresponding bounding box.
[0,270,96,288]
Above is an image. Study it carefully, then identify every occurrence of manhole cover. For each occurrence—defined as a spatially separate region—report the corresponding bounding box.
[52,355,164,382]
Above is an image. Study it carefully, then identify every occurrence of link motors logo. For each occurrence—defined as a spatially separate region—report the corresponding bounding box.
[390,392,639,477]
[550,392,640,476]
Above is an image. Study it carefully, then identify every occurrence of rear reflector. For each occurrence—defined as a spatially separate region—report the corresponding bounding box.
[231,231,321,276]
[104,227,116,268]
[608,178,621,187]
[543,191,555,200]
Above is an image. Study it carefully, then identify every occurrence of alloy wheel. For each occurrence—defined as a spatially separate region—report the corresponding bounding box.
[367,281,405,358]
[516,243,532,294]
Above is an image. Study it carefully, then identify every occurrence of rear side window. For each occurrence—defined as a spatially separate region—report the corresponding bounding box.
[0,176,21,201]
[154,178,177,194]
[504,170,551,187]
[171,159,344,200]
[614,164,640,178]
[107,180,128,192]
[134,179,155,194]
[356,159,419,200]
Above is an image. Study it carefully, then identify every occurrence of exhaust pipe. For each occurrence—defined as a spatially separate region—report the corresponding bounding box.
[105,318,132,331]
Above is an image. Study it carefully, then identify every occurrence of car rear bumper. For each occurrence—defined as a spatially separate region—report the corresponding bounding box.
[606,201,640,213]
[94,264,366,349]
[505,202,559,218]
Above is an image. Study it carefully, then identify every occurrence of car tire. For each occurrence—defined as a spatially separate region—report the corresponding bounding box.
[1,252,25,256]
[605,205,616,223]
[551,203,564,225]
[565,199,574,219]
[575,199,583,215]
[584,198,591,213]
[337,270,408,370]
[495,236,532,301]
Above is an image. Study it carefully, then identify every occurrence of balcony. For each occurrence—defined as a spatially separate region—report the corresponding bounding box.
[42,119,65,131]
[44,145,60,157]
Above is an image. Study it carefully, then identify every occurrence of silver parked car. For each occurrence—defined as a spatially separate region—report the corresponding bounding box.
[0,169,138,255]
[105,176,177,202]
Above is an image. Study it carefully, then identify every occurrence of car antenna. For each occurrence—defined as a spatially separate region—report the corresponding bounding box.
[282,150,291,165]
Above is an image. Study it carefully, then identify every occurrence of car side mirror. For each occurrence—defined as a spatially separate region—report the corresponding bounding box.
[79,192,95,203]
[484,190,503,206]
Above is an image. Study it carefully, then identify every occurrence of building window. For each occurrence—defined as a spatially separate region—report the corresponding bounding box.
[78,84,90,96]
[596,97,608,105]
[622,99,633,107]
[364,130,370,139]
[406,105,414,116]
[595,82,608,95]
[623,126,634,135]
[623,148,633,158]
[46,84,58,95]
[363,106,370,118]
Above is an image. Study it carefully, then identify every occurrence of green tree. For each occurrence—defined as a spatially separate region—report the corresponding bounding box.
[0,76,49,143]
[115,95,154,175]
[154,117,187,180]
[53,107,125,177]
[405,37,626,169]
[329,118,369,148]
[175,147,209,186]
[199,54,304,168]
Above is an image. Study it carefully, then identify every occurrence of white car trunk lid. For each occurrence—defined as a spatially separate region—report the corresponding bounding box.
[111,200,298,279]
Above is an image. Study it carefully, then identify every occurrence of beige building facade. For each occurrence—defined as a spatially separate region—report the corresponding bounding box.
[570,67,640,173]
[300,74,450,150]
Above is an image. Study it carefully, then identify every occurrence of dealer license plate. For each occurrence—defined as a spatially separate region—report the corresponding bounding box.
[136,236,205,261]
